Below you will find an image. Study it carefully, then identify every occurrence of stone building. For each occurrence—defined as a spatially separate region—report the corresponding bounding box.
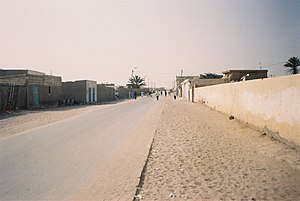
[0,69,62,110]
[62,80,97,105]
[181,77,225,102]
[222,70,268,82]
[175,76,198,97]
[97,83,116,103]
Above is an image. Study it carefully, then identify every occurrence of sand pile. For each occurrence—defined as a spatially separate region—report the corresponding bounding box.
[137,98,300,200]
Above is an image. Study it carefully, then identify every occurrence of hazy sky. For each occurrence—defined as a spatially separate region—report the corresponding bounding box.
[0,0,299,88]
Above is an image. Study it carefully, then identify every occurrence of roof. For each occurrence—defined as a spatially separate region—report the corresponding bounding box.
[0,69,45,77]
[222,69,268,74]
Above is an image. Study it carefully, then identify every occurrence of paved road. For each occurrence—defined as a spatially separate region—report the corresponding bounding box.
[0,98,161,200]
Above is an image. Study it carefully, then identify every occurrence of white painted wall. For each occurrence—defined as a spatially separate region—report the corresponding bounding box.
[86,81,97,103]
[193,74,300,148]
[181,80,191,101]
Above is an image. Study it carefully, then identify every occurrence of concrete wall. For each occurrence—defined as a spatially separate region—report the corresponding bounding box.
[62,81,86,104]
[193,74,300,149]
[97,84,116,102]
[181,80,191,101]
[118,87,130,99]
[0,85,27,110]
[27,85,62,108]
[62,80,97,104]
[0,73,62,109]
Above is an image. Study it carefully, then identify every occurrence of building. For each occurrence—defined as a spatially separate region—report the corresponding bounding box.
[175,76,198,97]
[181,77,225,102]
[97,83,116,102]
[0,69,62,110]
[62,80,97,105]
[181,79,192,101]
[222,70,268,82]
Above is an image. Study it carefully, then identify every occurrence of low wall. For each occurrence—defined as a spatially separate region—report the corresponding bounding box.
[193,74,300,149]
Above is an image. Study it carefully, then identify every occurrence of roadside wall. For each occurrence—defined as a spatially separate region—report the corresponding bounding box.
[62,81,86,104]
[193,74,300,149]
[97,84,116,102]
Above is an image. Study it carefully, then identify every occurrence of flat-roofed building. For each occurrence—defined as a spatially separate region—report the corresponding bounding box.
[222,69,268,82]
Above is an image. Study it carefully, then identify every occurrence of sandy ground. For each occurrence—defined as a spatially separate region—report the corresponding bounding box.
[137,98,300,201]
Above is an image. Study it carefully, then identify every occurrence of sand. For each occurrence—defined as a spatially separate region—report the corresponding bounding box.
[137,98,300,200]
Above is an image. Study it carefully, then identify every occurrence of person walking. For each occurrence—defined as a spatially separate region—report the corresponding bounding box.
[156,91,160,100]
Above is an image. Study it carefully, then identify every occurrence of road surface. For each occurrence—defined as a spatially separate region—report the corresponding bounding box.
[0,97,164,200]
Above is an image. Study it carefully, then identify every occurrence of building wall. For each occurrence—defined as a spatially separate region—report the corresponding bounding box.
[118,87,130,99]
[0,73,62,109]
[223,70,268,82]
[181,80,191,101]
[97,84,116,102]
[193,74,300,149]
[62,80,97,104]
[0,85,27,110]
[176,76,198,97]
[62,81,86,104]
[192,78,225,87]
[85,80,97,103]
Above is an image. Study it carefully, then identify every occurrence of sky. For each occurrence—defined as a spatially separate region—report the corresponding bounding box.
[0,0,299,88]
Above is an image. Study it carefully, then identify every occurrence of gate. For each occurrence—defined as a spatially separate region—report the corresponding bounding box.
[0,85,26,111]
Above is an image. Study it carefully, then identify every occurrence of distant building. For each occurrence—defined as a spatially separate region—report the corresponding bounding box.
[97,83,116,102]
[62,80,97,105]
[116,86,131,99]
[0,69,62,110]
[181,77,225,102]
[175,76,198,97]
[222,70,268,82]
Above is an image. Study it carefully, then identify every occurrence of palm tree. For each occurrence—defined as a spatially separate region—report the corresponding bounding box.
[284,57,300,74]
[127,75,146,89]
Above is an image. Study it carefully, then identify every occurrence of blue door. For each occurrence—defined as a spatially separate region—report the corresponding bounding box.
[88,88,92,103]
[92,88,95,102]
[32,86,39,107]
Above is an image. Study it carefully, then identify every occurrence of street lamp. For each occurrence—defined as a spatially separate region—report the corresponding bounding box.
[131,67,137,77]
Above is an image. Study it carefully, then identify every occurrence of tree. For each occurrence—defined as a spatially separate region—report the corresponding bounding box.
[127,75,146,89]
[283,57,300,74]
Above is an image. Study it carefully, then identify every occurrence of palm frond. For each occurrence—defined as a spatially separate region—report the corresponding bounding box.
[283,57,300,74]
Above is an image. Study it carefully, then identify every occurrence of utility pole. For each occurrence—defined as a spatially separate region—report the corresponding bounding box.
[181,69,183,76]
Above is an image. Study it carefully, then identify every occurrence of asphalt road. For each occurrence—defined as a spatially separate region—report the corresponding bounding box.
[0,97,161,200]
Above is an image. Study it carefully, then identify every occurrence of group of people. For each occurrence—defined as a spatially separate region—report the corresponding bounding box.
[130,90,177,100]
[154,90,176,100]
[129,91,138,99]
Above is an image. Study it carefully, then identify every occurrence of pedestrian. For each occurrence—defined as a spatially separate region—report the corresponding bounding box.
[133,91,137,99]
[156,91,160,100]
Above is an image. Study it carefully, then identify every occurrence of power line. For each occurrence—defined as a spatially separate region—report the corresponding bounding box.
[134,70,176,76]
[260,61,285,68]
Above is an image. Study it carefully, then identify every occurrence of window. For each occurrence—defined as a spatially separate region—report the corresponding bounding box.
[48,86,51,94]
